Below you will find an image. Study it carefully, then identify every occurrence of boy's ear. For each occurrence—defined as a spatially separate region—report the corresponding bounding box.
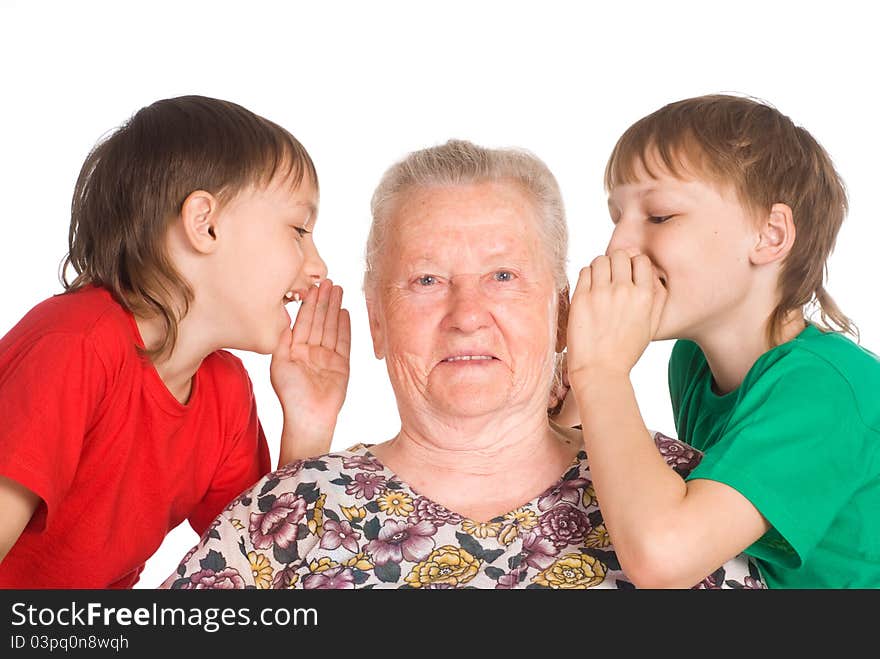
[751,203,796,266]
[365,288,386,360]
[555,285,570,353]
[180,190,220,254]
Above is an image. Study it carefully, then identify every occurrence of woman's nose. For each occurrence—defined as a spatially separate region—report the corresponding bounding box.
[445,277,491,333]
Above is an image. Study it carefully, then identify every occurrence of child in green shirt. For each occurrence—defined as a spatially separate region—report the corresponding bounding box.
[566,94,880,588]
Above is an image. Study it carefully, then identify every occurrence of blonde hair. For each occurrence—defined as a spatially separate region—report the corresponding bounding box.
[366,139,568,292]
[605,93,855,345]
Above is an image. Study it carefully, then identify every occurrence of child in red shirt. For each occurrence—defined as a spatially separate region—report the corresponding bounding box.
[0,95,351,588]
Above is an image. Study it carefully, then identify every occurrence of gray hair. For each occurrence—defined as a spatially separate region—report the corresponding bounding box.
[365,139,568,291]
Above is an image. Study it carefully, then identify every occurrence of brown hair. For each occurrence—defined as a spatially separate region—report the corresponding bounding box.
[63,95,317,359]
[605,93,855,345]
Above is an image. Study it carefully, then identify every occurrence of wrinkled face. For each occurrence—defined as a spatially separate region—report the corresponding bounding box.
[367,181,560,420]
[213,173,327,353]
[605,155,759,341]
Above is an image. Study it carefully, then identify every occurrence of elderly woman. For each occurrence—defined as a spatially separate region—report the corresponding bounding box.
[160,140,762,589]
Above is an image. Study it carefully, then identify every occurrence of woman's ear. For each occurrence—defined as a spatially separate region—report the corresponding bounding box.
[180,190,220,254]
[365,287,386,360]
[555,286,570,353]
[751,202,796,266]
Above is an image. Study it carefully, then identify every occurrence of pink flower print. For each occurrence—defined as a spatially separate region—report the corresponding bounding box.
[537,478,589,512]
[303,566,356,589]
[364,519,437,565]
[496,567,528,589]
[272,565,300,589]
[181,568,245,589]
[407,497,463,527]
[520,531,559,570]
[345,472,387,499]
[693,568,725,589]
[249,493,307,550]
[342,455,384,472]
[538,504,591,549]
[654,433,703,476]
[319,519,361,553]
[275,460,305,479]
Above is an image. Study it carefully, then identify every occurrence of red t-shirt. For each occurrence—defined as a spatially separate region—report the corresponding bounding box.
[0,287,271,588]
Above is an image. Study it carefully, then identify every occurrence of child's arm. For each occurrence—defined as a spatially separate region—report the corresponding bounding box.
[572,372,769,587]
[567,251,768,588]
[271,280,351,466]
[0,476,40,564]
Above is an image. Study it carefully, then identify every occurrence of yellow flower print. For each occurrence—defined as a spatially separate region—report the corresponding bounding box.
[377,491,414,517]
[308,494,327,536]
[498,524,519,546]
[342,552,374,571]
[341,505,367,522]
[461,519,502,538]
[582,484,597,508]
[503,507,538,530]
[404,546,481,588]
[247,551,274,590]
[532,552,607,589]
[308,557,338,573]
[230,518,245,531]
[496,508,538,545]
[583,523,610,548]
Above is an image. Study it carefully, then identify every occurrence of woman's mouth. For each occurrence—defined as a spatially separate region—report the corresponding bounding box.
[439,352,501,367]
[443,355,496,362]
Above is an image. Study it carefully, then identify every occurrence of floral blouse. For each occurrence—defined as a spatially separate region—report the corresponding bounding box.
[161,433,765,590]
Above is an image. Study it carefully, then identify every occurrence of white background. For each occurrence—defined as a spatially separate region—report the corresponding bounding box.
[1,1,877,588]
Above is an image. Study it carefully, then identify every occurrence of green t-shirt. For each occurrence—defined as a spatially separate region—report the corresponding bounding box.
[669,324,880,588]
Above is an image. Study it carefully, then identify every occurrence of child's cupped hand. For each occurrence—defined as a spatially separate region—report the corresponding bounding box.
[566,250,667,386]
[271,279,351,460]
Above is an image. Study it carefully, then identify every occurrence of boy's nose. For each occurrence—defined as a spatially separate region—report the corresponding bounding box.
[605,222,643,258]
[304,241,328,285]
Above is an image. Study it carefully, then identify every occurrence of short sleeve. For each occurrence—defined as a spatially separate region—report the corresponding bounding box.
[187,372,271,535]
[686,359,867,568]
[0,333,105,530]
[668,340,703,427]
[162,465,314,589]
[161,512,258,589]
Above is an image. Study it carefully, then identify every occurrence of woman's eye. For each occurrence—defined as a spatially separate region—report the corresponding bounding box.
[493,270,515,282]
[648,215,673,224]
[416,275,437,286]
[293,226,310,237]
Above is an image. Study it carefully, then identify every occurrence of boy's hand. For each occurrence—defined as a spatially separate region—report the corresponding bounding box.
[566,250,667,386]
[271,279,351,465]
